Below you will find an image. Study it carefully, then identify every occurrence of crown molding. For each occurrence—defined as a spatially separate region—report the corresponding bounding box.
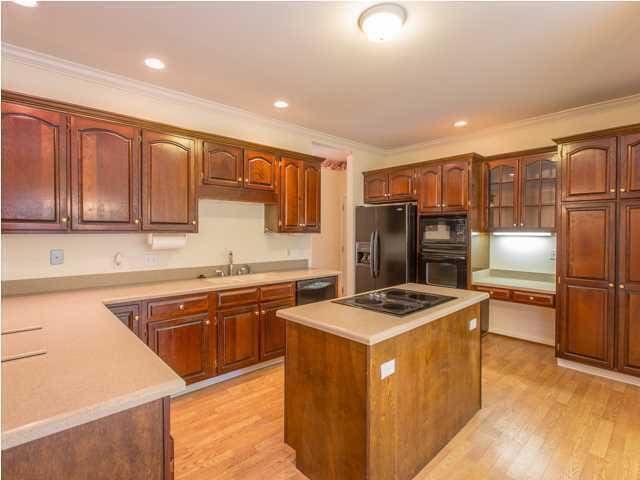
[385,91,640,156]
[1,43,385,156]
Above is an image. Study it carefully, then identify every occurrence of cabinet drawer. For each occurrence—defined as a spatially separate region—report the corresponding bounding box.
[260,282,295,302]
[146,294,209,321]
[512,290,555,307]
[217,287,260,308]
[474,285,511,301]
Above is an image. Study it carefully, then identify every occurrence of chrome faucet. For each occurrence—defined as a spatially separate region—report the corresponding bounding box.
[227,250,234,276]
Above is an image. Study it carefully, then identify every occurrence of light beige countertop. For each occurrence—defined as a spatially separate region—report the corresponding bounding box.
[277,283,488,346]
[472,269,556,294]
[1,268,340,450]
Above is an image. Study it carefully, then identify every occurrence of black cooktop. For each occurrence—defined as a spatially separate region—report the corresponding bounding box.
[333,288,455,317]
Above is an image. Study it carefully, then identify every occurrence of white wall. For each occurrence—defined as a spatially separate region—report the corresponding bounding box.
[1,48,383,282]
[489,300,556,346]
[489,235,556,274]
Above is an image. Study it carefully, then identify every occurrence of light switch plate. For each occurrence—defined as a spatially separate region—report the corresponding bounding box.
[144,253,160,267]
[469,318,478,331]
[380,359,396,379]
[50,249,64,265]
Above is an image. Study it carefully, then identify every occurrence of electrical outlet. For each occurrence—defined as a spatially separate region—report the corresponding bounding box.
[469,318,478,331]
[144,253,160,267]
[550,248,557,261]
[50,249,64,265]
[380,359,396,379]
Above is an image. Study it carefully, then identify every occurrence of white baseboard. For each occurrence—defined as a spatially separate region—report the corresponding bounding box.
[488,327,554,347]
[173,357,284,397]
[557,358,640,387]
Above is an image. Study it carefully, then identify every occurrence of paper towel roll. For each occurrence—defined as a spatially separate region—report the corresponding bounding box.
[147,234,187,250]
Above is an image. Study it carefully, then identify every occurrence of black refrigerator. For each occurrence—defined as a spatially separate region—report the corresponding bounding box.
[355,204,417,293]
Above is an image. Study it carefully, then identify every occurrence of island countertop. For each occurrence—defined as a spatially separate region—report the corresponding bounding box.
[277,283,489,345]
[1,268,340,450]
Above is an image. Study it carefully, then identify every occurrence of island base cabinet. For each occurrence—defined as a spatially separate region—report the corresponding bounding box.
[284,304,482,480]
[1,398,173,480]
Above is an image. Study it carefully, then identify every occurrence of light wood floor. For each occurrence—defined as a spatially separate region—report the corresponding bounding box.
[171,334,640,479]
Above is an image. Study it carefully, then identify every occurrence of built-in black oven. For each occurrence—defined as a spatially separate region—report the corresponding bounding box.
[417,215,468,289]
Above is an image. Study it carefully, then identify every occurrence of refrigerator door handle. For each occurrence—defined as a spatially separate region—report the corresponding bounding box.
[373,230,381,278]
[369,231,375,278]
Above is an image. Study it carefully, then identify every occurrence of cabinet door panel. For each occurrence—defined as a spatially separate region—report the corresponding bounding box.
[442,161,468,212]
[302,162,321,231]
[364,172,388,203]
[280,158,302,232]
[417,164,441,213]
[388,168,415,200]
[561,283,614,368]
[1,102,68,231]
[561,138,616,201]
[202,141,243,188]
[620,133,640,199]
[70,117,140,231]
[218,304,260,374]
[561,202,615,282]
[260,298,294,361]
[147,313,212,384]
[618,199,640,376]
[244,150,277,191]
[107,302,141,337]
[142,131,197,232]
[486,159,519,230]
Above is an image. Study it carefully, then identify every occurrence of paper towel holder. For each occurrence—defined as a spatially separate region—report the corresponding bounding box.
[146,233,188,250]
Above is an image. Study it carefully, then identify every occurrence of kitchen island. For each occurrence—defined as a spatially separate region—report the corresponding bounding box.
[278,283,489,480]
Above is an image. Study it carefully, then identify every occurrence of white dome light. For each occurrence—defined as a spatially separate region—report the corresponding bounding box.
[12,0,38,6]
[273,100,289,109]
[144,58,165,70]
[454,120,468,128]
[359,3,407,43]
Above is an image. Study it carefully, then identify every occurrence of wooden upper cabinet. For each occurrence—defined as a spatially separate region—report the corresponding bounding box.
[280,158,302,232]
[147,313,213,384]
[620,133,640,199]
[520,152,558,230]
[387,168,415,201]
[217,304,260,374]
[417,164,442,213]
[618,199,640,375]
[301,162,321,231]
[560,137,617,202]
[363,172,388,203]
[487,158,519,230]
[141,130,197,232]
[244,150,277,191]
[69,117,140,231]
[1,102,69,232]
[202,141,243,189]
[441,161,468,212]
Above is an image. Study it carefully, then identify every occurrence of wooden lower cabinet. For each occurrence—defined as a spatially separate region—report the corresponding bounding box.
[218,304,261,374]
[2,398,172,480]
[260,298,294,361]
[147,313,214,384]
[618,287,640,376]
[106,302,141,336]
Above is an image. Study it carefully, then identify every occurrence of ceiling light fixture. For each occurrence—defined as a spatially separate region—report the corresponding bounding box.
[273,100,289,109]
[12,0,38,6]
[144,58,165,70]
[358,3,407,43]
[453,120,468,128]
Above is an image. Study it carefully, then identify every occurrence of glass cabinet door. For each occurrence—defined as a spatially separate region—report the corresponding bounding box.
[487,159,518,230]
[521,153,557,230]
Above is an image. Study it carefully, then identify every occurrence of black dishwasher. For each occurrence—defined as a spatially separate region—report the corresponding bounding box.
[296,276,338,305]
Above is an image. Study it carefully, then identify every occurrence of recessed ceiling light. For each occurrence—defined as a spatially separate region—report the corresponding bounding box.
[12,0,38,6]
[358,3,407,43]
[273,100,289,109]
[454,120,468,128]
[144,58,165,70]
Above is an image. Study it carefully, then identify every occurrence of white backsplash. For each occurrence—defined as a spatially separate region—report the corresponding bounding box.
[490,234,556,274]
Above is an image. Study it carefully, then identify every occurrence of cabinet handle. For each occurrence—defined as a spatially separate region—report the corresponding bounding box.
[254,311,259,315]
[204,320,210,325]
[442,204,447,207]
[134,219,140,224]
[134,315,139,321]
[520,223,524,227]
[619,284,625,289]
[179,304,185,310]
[245,178,249,182]
[610,189,615,192]
[489,290,494,295]
[608,283,614,288]
[238,177,242,182]
[513,223,517,227]
[192,220,196,225]
[261,310,266,315]
[620,188,626,192]
[61,217,68,223]
[529,296,534,300]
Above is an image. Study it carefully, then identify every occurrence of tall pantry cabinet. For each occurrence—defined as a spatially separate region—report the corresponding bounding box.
[556,125,640,377]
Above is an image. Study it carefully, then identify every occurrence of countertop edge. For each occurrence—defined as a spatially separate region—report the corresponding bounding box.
[278,291,489,346]
[1,377,185,450]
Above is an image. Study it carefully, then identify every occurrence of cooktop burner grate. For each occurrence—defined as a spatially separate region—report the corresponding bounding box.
[333,288,455,317]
